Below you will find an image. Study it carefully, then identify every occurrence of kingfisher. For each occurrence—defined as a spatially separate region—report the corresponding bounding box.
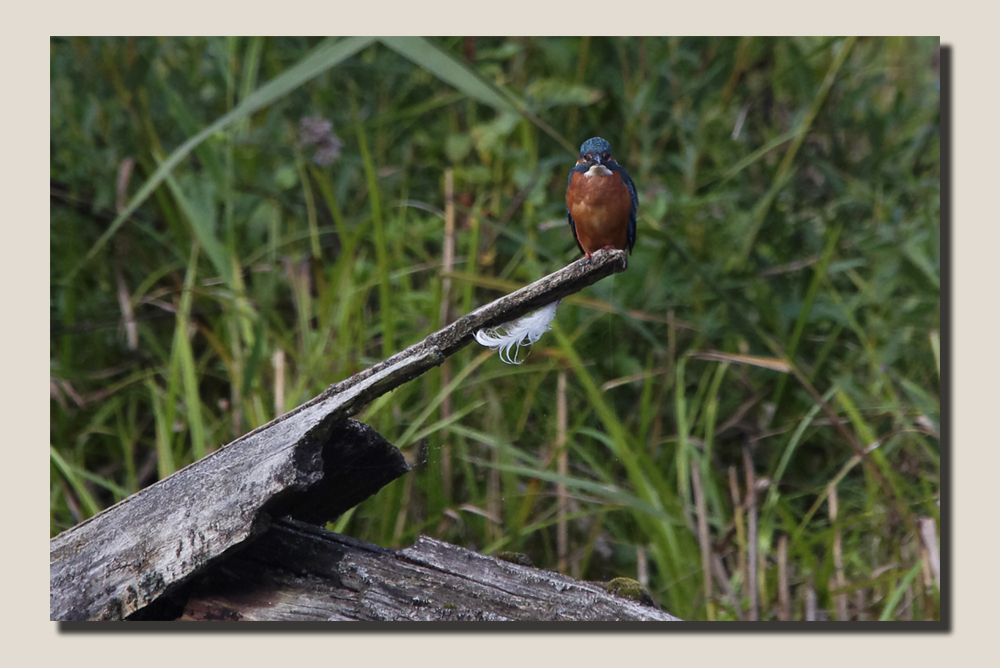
[474,137,638,364]
[566,137,638,261]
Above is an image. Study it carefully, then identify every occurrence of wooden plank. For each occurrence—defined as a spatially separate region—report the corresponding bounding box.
[178,519,681,622]
[50,250,628,621]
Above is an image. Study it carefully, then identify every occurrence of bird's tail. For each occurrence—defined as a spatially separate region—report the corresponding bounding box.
[473,299,562,364]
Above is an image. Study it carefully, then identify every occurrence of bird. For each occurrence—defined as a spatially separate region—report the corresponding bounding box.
[475,136,637,364]
[565,137,638,261]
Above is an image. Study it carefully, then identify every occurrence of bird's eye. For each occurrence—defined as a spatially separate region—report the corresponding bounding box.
[584,153,592,160]
[602,152,610,161]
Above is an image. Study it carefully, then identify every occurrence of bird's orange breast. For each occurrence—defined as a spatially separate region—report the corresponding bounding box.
[566,168,632,253]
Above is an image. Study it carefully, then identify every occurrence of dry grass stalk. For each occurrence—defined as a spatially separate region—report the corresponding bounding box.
[918,517,940,589]
[440,169,456,498]
[777,533,790,621]
[487,450,501,546]
[556,371,569,573]
[742,445,758,620]
[691,458,714,619]
[711,553,744,620]
[115,269,138,351]
[805,581,817,621]
[272,349,285,417]
[829,486,848,620]
[728,465,748,618]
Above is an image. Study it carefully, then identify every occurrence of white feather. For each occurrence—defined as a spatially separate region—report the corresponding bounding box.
[474,299,562,364]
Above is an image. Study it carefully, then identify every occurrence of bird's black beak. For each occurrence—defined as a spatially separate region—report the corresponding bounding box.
[593,154,602,165]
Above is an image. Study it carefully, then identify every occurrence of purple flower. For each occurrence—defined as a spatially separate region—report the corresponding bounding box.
[299,115,342,166]
[312,135,343,166]
[299,116,333,145]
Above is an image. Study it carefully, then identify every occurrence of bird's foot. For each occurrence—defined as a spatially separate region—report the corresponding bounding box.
[583,251,592,262]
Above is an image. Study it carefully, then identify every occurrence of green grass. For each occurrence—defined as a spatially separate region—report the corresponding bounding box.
[50,36,941,621]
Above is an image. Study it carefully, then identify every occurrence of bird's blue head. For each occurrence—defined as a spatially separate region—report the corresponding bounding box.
[578,137,613,165]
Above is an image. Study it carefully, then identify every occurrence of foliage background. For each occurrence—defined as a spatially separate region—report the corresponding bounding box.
[50,36,940,621]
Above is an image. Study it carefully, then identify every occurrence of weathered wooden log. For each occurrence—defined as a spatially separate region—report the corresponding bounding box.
[50,419,409,621]
[177,518,681,622]
[50,250,628,621]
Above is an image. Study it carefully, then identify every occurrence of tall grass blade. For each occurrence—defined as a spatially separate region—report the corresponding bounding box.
[878,561,923,621]
[50,446,102,519]
[380,37,520,114]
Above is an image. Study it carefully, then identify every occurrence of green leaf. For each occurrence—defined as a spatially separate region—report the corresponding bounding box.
[444,133,474,162]
[524,79,602,109]
[878,561,923,621]
[163,173,232,288]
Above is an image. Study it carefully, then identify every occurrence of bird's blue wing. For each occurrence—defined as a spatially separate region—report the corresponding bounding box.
[610,162,638,253]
